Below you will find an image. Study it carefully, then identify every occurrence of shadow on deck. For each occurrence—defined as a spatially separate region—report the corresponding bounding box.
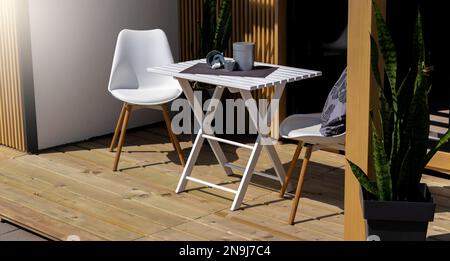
[0,123,448,241]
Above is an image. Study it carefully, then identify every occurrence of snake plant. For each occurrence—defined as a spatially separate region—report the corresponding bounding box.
[200,0,232,56]
[348,3,450,202]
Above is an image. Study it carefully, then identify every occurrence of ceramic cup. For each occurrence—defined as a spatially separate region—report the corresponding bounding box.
[233,42,255,71]
[224,61,236,72]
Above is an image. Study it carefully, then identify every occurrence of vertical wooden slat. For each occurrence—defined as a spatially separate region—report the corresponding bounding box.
[257,0,262,62]
[0,0,26,151]
[0,8,4,143]
[178,0,184,61]
[10,0,21,149]
[189,0,192,58]
[195,0,201,58]
[266,0,271,62]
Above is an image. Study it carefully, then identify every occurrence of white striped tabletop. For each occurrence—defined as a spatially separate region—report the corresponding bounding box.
[147,59,322,91]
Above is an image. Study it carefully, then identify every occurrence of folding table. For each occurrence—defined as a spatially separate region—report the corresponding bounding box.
[148,60,321,211]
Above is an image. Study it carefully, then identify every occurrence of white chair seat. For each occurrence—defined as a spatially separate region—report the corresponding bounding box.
[110,84,182,106]
[280,113,345,146]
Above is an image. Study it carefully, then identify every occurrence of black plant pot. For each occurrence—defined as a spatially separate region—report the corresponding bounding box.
[362,184,436,241]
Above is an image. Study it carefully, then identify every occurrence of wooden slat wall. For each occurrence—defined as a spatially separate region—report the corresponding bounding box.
[179,0,284,64]
[179,0,203,62]
[0,0,26,151]
[179,0,286,137]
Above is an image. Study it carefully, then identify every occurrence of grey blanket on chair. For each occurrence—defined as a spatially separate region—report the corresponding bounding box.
[320,68,347,137]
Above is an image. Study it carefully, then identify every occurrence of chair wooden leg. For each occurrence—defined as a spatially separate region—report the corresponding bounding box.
[280,141,303,198]
[162,104,186,166]
[289,144,313,225]
[110,103,127,152]
[113,104,132,171]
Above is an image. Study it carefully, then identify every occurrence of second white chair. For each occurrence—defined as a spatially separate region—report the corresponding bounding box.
[280,68,347,225]
[108,29,185,171]
[279,114,345,225]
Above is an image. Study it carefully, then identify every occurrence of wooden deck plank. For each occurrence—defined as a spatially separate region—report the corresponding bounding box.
[0,125,449,241]
[0,182,140,241]
[214,209,334,241]
[0,145,27,161]
[56,145,138,171]
[41,192,166,236]
[116,129,339,187]
[148,228,205,241]
[41,148,232,209]
[427,151,450,175]
[0,197,104,241]
[0,167,163,238]
[15,155,211,220]
[195,213,287,241]
[0,159,189,228]
[170,220,250,241]
[61,139,272,204]
[11,156,213,224]
[246,193,344,226]
[38,150,231,214]
[230,197,344,240]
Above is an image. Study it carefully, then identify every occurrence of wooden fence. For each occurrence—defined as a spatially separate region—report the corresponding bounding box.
[0,0,26,151]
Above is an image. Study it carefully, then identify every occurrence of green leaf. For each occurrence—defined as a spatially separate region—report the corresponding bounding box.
[397,145,412,200]
[372,5,400,165]
[395,69,416,124]
[388,117,400,191]
[200,0,217,56]
[377,105,390,145]
[347,160,379,198]
[416,10,425,70]
[370,35,382,87]
[373,2,398,98]
[403,69,430,191]
[220,12,233,51]
[424,130,450,168]
[213,0,231,52]
[372,33,393,157]
[400,10,434,197]
[396,69,412,97]
[372,123,392,201]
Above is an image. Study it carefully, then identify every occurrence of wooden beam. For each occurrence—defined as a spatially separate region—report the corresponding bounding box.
[427,151,450,175]
[345,0,386,241]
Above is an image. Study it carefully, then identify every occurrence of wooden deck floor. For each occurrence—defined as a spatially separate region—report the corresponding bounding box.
[0,123,449,241]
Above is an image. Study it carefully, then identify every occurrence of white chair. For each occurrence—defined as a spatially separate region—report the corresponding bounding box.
[108,29,185,171]
[279,114,345,225]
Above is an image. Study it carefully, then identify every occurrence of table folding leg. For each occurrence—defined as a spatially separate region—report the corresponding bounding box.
[176,79,289,211]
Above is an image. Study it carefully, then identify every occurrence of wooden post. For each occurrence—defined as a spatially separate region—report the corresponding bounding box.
[345,0,386,241]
